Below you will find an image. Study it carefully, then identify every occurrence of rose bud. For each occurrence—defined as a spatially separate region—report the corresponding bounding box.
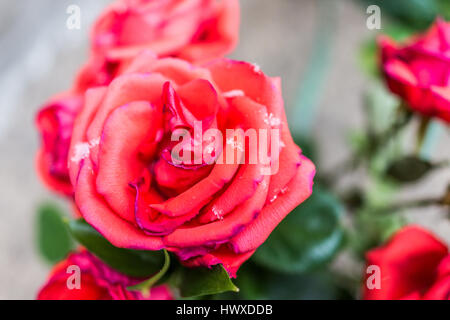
[67,52,315,276]
[37,251,173,300]
[363,226,450,300]
[379,18,450,123]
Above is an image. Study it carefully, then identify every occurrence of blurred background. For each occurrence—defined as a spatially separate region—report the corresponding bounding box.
[0,0,449,299]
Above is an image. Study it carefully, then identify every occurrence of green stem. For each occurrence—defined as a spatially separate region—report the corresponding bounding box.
[419,119,443,159]
[322,156,360,188]
[372,105,412,155]
[443,184,450,206]
[375,197,446,215]
[435,160,450,169]
[127,250,170,297]
[325,106,412,187]
[416,116,431,155]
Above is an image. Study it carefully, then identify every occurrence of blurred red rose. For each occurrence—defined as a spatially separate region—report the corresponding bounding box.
[36,93,83,196]
[35,56,111,196]
[36,0,240,196]
[37,251,173,300]
[363,226,450,300]
[91,0,240,64]
[67,52,315,276]
[379,18,450,123]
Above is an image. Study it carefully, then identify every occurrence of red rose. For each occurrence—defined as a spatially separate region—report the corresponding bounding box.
[379,18,450,123]
[36,0,240,196]
[36,92,83,195]
[363,226,450,300]
[35,55,121,196]
[67,52,315,276]
[36,49,137,195]
[91,0,240,64]
[37,251,173,300]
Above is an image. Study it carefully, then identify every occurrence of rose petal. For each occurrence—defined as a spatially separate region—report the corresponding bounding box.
[230,156,315,253]
[85,73,167,165]
[69,87,108,186]
[96,101,162,222]
[150,146,243,217]
[182,246,256,278]
[75,158,164,250]
[163,175,269,248]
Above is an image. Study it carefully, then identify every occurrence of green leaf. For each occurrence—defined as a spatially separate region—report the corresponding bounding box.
[364,82,400,135]
[36,203,73,263]
[252,188,344,273]
[259,272,354,300]
[358,39,379,78]
[365,176,398,208]
[127,250,170,297]
[386,155,433,183]
[68,219,164,277]
[216,262,354,300]
[351,207,406,257]
[437,0,450,20]
[178,264,239,298]
[292,135,317,163]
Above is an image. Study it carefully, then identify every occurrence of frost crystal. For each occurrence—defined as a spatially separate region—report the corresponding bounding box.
[70,137,100,163]
[263,112,281,127]
[226,138,244,152]
[252,63,261,73]
[71,142,90,163]
[212,207,224,220]
[222,90,245,98]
